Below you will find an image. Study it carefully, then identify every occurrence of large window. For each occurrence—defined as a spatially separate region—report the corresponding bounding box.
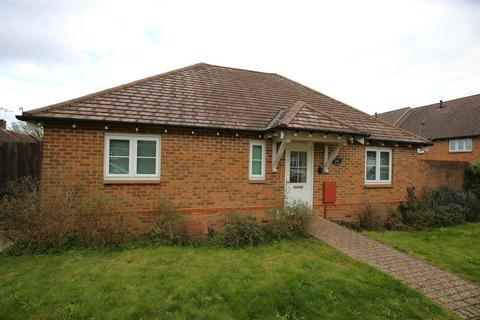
[365,148,392,184]
[449,138,472,152]
[249,140,265,180]
[104,134,160,180]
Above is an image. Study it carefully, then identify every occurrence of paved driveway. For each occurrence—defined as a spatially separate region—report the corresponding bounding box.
[311,217,480,320]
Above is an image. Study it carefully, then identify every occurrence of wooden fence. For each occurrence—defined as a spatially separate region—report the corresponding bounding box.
[0,142,42,190]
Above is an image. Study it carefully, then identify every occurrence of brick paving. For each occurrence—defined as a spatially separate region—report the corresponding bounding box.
[311,217,480,319]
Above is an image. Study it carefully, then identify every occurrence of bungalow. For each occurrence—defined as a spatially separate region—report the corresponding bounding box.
[378,94,480,163]
[17,63,456,228]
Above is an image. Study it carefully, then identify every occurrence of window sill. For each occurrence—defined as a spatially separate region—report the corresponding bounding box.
[103,180,161,185]
[449,151,472,153]
[364,184,392,189]
[249,180,266,184]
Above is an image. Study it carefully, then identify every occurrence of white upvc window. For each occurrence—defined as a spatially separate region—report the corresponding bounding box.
[365,147,392,184]
[249,140,266,180]
[104,133,160,180]
[449,138,472,152]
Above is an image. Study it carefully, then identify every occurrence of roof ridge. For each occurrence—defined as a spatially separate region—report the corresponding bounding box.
[279,101,305,126]
[24,62,207,116]
[377,106,411,116]
[300,102,365,134]
[411,92,480,110]
[201,63,277,76]
[393,107,412,126]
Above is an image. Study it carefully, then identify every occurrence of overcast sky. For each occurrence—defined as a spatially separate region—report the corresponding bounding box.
[1,0,479,124]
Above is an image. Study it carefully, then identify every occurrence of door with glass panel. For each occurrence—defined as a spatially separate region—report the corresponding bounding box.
[285,143,313,206]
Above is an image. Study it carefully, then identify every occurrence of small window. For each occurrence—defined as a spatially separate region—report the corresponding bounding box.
[249,140,266,180]
[105,134,160,180]
[365,148,392,184]
[449,138,472,152]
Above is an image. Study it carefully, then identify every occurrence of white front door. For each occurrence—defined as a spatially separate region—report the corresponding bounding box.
[285,143,314,207]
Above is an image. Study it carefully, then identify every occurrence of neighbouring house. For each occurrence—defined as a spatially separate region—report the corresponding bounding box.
[16,63,461,229]
[0,119,41,190]
[378,94,480,163]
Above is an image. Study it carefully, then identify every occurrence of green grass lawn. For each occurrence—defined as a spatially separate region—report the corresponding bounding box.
[0,240,456,320]
[364,223,480,284]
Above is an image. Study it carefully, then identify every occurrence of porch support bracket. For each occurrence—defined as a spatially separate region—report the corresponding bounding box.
[323,143,342,173]
[272,139,290,172]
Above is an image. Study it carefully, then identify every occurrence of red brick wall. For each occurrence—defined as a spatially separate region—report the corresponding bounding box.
[41,122,467,227]
[418,137,480,162]
[417,160,467,190]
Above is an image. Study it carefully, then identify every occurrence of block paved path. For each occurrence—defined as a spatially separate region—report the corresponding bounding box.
[311,217,480,319]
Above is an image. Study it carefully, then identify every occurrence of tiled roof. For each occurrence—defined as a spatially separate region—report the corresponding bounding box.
[380,94,480,140]
[267,101,364,135]
[377,107,411,125]
[0,128,38,143]
[19,63,428,144]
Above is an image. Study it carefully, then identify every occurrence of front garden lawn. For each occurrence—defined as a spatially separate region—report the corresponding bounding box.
[364,223,480,284]
[0,240,456,320]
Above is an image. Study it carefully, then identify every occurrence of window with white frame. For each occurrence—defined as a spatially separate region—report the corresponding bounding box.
[249,140,266,180]
[104,134,160,180]
[365,148,392,184]
[449,138,472,152]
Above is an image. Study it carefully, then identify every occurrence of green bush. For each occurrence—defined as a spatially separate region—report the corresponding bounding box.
[465,160,480,199]
[264,201,315,240]
[396,185,473,229]
[147,200,204,246]
[223,213,265,248]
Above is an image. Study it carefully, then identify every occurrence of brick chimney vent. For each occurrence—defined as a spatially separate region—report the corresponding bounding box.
[0,119,6,130]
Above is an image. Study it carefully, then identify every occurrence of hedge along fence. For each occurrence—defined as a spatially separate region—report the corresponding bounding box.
[0,142,42,191]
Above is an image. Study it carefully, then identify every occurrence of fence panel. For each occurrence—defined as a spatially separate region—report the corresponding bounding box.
[0,142,41,190]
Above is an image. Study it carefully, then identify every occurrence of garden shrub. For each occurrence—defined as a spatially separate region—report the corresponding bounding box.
[465,160,480,199]
[396,185,471,229]
[223,213,265,247]
[147,200,204,246]
[264,201,315,240]
[358,204,390,231]
[384,210,409,231]
[0,178,130,252]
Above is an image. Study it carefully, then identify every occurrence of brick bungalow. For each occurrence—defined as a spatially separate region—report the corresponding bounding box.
[17,63,459,228]
[378,94,480,163]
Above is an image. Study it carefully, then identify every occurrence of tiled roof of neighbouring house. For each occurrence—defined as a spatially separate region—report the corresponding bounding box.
[18,63,428,144]
[376,107,411,125]
[378,93,480,140]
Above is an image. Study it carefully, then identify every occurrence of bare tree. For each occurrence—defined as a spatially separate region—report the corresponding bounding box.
[9,121,43,141]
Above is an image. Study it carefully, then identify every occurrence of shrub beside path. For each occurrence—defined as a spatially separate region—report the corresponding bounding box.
[311,217,480,320]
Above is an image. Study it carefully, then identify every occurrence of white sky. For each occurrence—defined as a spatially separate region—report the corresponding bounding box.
[1,0,479,124]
